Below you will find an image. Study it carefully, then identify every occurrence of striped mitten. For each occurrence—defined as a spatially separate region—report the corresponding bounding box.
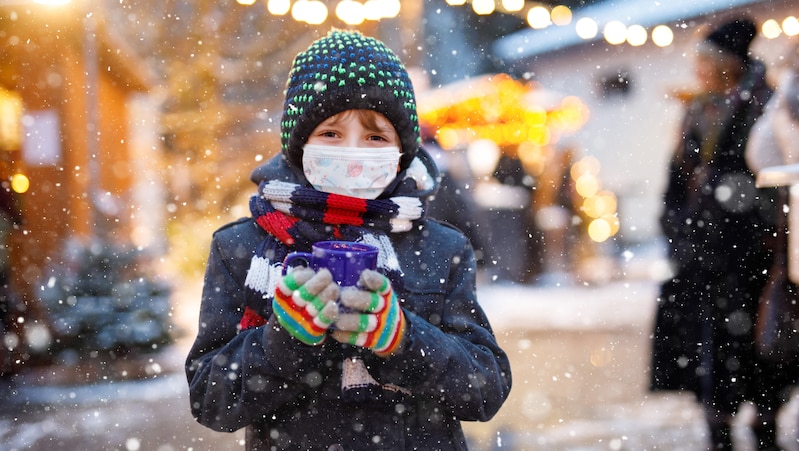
[273,267,339,346]
[332,269,406,357]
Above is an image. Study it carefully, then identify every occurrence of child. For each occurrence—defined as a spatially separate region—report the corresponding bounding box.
[185,29,512,450]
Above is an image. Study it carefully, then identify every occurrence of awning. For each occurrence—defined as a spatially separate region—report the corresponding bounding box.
[417,73,588,148]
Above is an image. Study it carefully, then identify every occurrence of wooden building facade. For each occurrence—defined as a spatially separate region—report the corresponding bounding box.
[0,3,153,311]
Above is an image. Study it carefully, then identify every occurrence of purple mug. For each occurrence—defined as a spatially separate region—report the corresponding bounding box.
[282,241,378,286]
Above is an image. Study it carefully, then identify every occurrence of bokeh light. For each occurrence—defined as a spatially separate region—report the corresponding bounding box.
[651,25,674,47]
[378,0,400,18]
[472,0,496,15]
[11,173,29,194]
[363,0,389,20]
[267,0,291,15]
[437,127,460,150]
[291,0,328,24]
[575,173,599,198]
[762,19,782,39]
[576,17,598,39]
[603,20,627,45]
[501,0,524,12]
[783,16,799,36]
[588,218,612,242]
[527,6,551,29]
[626,24,647,46]
[571,155,600,178]
[550,5,572,26]
[336,0,365,24]
[517,142,548,176]
[583,191,617,219]
[466,139,501,179]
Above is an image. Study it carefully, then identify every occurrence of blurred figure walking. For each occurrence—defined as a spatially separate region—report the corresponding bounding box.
[650,17,779,450]
[745,38,799,451]
[422,127,490,266]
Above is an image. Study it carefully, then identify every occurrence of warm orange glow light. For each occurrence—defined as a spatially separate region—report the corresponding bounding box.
[11,173,29,194]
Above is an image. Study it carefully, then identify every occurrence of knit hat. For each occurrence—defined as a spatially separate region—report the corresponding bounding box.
[704,18,757,62]
[280,29,419,171]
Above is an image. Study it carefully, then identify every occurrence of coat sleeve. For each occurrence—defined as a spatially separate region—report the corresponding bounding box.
[660,123,696,243]
[378,226,512,422]
[746,96,784,174]
[184,225,327,432]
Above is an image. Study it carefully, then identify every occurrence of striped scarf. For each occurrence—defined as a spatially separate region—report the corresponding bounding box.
[241,179,424,328]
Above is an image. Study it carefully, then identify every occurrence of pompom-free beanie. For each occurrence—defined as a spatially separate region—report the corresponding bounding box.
[280,29,419,171]
[705,18,757,62]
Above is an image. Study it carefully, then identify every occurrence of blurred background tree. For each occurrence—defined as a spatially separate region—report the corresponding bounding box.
[102,1,318,276]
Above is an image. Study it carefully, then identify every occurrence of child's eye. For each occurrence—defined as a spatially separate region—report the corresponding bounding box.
[319,130,339,138]
[367,135,388,142]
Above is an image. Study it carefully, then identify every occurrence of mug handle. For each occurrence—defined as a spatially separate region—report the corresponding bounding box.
[282,252,313,275]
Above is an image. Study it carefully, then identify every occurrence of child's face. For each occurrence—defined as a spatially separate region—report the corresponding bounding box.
[307,109,400,150]
[301,109,403,199]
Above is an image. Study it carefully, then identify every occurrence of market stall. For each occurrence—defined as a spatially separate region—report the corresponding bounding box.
[417,74,618,284]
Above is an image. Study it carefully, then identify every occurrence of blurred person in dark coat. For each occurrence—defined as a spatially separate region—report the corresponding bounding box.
[744,38,799,451]
[650,18,778,450]
[422,128,489,266]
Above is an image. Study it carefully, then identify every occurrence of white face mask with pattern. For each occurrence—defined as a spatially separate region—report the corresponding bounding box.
[302,143,401,199]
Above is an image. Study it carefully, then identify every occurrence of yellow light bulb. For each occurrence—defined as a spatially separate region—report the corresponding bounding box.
[11,173,29,194]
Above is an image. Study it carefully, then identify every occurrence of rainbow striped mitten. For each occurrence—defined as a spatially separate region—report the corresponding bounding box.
[332,269,406,357]
[272,267,339,346]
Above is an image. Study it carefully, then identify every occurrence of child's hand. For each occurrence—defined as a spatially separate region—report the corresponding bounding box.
[332,269,406,357]
[273,267,339,346]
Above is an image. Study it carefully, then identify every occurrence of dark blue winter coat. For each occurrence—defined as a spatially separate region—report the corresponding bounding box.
[185,151,512,450]
[651,60,780,412]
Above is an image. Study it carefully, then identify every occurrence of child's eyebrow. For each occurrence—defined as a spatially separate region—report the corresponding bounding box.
[368,119,394,133]
[370,124,391,133]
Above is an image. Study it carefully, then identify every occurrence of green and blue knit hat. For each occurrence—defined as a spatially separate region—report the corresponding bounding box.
[280,29,419,171]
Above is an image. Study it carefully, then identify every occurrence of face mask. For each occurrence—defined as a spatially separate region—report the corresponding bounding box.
[302,143,401,199]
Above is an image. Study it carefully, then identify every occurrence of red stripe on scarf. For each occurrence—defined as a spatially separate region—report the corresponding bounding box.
[239,306,266,331]
[256,211,298,245]
[323,194,368,225]
[324,208,365,226]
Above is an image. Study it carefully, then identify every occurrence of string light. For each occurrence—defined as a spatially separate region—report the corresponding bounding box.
[267,0,291,14]
[783,16,799,36]
[337,0,364,24]
[550,5,572,26]
[651,25,674,47]
[472,0,495,16]
[11,173,29,194]
[575,17,598,40]
[257,0,401,23]
[762,19,782,39]
[501,0,524,12]
[603,20,627,45]
[527,6,551,29]
[246,0,799,52]
[626,24,647,46]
